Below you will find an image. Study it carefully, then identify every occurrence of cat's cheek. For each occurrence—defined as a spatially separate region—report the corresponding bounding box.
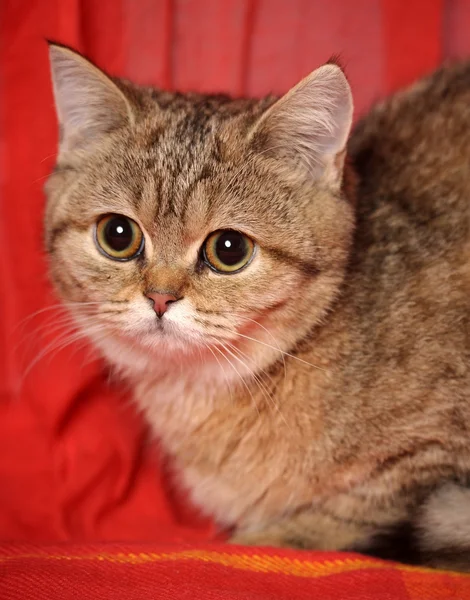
[189,257,296,318]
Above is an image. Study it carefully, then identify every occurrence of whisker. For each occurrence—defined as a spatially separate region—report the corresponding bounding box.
[15,319,79,362]
[212,343,260,418]
[230,331,325,372]
[14,311,100,363]
[19,324,109,386]
[226,341,292,431]
[14,307,123,358]
[40,152,59,163]
[194,311,316,377]
[224,341,283,421]
[221,341,278,422]
[23,327,92,375]
[203,342,234,404]
[15,301,106,332]
[235,316,287,382]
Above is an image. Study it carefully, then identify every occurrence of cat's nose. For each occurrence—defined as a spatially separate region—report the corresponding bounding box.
[146,292,178,318]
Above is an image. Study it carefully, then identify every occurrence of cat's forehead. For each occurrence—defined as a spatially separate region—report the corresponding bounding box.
[77,93,303,252]
[127,91,275,177]
[115,122,229,233]
[91,110,254,231]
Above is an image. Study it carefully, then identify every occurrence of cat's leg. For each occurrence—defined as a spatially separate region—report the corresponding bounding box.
[349,482,470,572]
[230,506,378,552]
[413,482,470,572]
[230,486,470,572]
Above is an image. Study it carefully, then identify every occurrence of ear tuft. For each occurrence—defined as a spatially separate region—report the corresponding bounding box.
[250,63,353,183]
[326,54,346,71]
[48,43,134,155]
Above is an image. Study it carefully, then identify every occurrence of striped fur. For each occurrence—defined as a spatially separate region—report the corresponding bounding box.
[45,45,470,571]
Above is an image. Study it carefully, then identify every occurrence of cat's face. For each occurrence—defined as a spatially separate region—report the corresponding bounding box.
[44,45,355,376]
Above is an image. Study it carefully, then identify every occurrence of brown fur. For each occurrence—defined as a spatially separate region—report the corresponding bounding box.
[45,45,470,571]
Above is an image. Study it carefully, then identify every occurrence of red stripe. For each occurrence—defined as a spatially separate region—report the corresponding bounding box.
[56,0,83,52]
[443,0,470,59]
[240,0,257,96]
[382,0,443,93]
[172,0,254,95]
[81,0,125,74]
[123,0,173,88]
[245,0,383,115]
[0,0,68,539]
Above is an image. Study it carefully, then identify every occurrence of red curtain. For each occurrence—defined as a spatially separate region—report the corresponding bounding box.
[0,0,469,543]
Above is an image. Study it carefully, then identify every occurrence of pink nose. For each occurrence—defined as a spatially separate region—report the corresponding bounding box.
[146,292,178,317]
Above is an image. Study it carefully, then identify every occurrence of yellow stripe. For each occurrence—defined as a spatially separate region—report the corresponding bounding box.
[0,549,469,580]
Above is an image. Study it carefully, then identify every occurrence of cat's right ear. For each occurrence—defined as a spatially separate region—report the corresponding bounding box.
[48,43,134,155]
[248,62,353,186]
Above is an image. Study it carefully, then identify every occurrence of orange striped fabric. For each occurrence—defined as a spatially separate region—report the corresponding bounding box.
[1,543,469,599]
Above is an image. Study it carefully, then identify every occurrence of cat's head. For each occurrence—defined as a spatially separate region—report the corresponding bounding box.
[44,44,355,377]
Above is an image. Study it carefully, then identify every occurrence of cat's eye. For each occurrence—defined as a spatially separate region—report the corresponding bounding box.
[203,230,255,274]
[94,214,144,261]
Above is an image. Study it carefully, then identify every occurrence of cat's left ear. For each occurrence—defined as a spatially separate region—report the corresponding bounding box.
[249,62,353,186]
[48,42,135,155]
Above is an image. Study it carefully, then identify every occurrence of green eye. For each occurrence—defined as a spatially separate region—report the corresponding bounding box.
[95,214,144,261]
[203,230,255,274]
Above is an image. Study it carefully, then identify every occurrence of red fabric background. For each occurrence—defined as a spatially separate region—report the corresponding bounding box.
[1,0,469,548]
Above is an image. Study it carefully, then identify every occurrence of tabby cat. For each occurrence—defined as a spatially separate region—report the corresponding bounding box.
[44,43,470,571]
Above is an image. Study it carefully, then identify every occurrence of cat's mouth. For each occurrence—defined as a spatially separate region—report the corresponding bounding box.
[151,318,164,331]
[143,314,193,343]
[143,317,174,338]
[108,318,189,355]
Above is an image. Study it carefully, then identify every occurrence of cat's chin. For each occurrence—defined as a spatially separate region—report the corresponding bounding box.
[85,319,208,375]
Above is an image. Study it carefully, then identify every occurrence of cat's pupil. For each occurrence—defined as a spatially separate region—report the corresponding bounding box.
[215,232,247,266]
[104,217,133,251]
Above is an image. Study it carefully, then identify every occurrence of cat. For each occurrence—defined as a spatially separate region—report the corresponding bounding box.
[44,42,470,572]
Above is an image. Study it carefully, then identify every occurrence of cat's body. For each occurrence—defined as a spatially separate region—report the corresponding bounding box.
[45,45,470,571]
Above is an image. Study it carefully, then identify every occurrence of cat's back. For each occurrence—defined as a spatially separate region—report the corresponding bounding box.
[346,61,470,292]
[349,61,470,232]
[334,62,470,406]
